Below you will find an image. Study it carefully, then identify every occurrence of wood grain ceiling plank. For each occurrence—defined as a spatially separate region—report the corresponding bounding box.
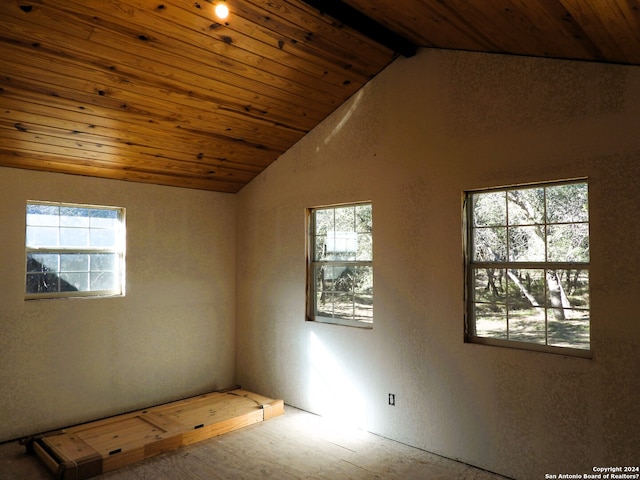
[232,0,395,72]
[0,63,281,168]
[0,149,244,192]
[119,0,360,101]
[342,0,501,52]
[0,37,305,148]
[560,0,640,64]
[1,105,268,177]
[0,79,299,158]
[0,2,326,131]
[0,128,257,185]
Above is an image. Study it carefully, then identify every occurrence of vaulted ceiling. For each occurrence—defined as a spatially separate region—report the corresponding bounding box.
[2,1,639,192]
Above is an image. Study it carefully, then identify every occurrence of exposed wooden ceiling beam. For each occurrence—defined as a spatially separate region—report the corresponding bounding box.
[299,0,418,58]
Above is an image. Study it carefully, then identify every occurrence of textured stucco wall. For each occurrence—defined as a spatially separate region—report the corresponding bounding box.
[0,168,236,442]
[236,49,640,479]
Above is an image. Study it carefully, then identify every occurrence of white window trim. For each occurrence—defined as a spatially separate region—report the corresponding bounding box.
[25,200,126,300]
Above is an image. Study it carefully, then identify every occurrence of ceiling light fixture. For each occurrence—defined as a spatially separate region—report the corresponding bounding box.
[214,2,229,20]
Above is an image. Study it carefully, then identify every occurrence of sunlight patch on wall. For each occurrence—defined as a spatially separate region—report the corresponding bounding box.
[307,332,368,428]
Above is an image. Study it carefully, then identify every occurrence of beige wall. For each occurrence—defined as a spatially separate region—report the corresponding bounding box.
[0,168,237,442]
[236,49,640,479]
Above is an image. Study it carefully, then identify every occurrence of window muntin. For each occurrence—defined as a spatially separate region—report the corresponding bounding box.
[308,203,373,327]
[466,181,590,355]
[25,201,125,299]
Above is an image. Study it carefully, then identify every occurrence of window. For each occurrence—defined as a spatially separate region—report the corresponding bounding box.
[465,181,590,355]
[308,203,373,327]
[25,201,125,299]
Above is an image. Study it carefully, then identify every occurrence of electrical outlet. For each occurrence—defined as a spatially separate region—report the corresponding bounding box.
[388,393,395,406]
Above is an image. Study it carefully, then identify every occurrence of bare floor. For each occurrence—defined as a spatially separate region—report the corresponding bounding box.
[0,406,510,480]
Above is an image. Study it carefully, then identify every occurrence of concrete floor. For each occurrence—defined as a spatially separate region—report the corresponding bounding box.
[0,406,511,479]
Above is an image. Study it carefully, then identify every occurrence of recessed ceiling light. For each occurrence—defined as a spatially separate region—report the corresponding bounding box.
[215,2,229,20]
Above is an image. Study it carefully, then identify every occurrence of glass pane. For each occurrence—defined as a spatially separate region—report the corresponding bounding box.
[27,253,59,273]
[90,209,119,228]
[546,183,588,223]
[507,269,546,309]
[333,292,354,319]
[90,228,116,247]
[548,310,590,349]
[508,226,545,262]
[316,291,333,318]
[507,188,544,225]
[355,294,373,322]
[26,226,58,247]
[472,191,506,227]
[334,206,355,232]
[546,269,589,310]
[314,236,326,261]
[26,273,59,293]
[508,306,546,344]
[26,204,59,226]
[60,227,89,247]
[91,272,116,290]
[473,268,506,305]
[353,266,373,295]
[356,233,372,261]
[60,207,90,227]
[60,254,89,272]
[473,227,506,262]
[356,204,372,233]
[547,224,589,262]
[60,273,87,291]
[474,305,507,339]
[91,253,116,271]
[314,209,333,235]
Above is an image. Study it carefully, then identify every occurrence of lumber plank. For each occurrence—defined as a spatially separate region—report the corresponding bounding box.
[27,389,284,480]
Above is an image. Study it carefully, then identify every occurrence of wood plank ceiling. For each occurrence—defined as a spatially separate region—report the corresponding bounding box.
[1,1,639,193]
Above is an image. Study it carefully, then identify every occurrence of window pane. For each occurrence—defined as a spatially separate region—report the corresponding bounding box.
[507,269,546,307]
[91,253,116,271]
[314,209,334,235]
[26,226,59,247]
[356,204,372,233]
[90,228,117,247]
[60,227,89,247]
[91,272,116,290]
[27,253,59,272]
[473,227,507,262]
[548,310,590,349]
[60,272,88,291]
[60,254,89,272]
[507,188,544,225]
[60,207,90,227]
[26,205,59,226]
[90,209,119,228]
[314,236,326,261]
[334,206,355,232]
[474,306,507,339]
[472,192,506,227]
[546,269,589,310]
[547,224,589,262]
[473,268,506,305]
[356,233,372,261]
[508,226,545,262]
[508,306,546,344]
[26,273,59,293]
[546,183,588,223]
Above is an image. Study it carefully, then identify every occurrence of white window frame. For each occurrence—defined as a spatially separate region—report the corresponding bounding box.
[307,202,373,328]
[464,180,590,357]
[25,200,126,299]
